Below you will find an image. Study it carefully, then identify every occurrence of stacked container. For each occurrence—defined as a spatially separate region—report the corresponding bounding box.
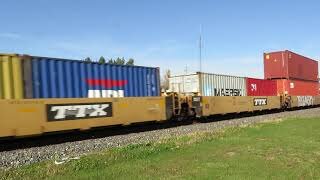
[264,50,319,96]
[264,50,318,81]
[0,54,161,99]
[169,72,247,96]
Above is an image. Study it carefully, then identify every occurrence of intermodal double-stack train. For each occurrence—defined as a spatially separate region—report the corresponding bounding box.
[0,50,319,138]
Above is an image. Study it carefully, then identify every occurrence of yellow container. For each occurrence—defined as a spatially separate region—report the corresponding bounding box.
[0,54,24,99]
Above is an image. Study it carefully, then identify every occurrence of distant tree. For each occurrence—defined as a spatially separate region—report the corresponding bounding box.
[126,58,135,65]
[107,58,114,64]
[115,57,125,65]
[84,57,92,62]
[105,57,135,65]
[121,57,126,64]
[99,56,106,64]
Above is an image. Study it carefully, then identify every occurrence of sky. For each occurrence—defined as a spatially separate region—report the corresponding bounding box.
[0,0,320,78]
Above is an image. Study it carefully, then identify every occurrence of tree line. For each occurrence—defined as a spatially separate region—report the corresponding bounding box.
[84,56,135,65]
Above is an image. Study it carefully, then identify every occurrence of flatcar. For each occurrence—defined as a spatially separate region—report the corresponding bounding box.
[0,95,319,138]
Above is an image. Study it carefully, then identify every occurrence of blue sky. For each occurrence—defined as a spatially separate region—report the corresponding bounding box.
[0,0,319,78]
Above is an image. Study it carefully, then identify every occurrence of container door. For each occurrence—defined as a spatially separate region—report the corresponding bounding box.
[264,52,287,79]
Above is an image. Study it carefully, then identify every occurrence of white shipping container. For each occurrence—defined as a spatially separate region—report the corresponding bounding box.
[169,72,247,96]
[169,74,199,94]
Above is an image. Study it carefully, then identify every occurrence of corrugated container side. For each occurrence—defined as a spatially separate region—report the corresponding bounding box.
[0,57,2,98]
[289,51,318,81]
[169,72,247,96]
[169,74,199,94]
[246,78,277,96]
[22,56,34,99]
[264,50,319,82]
[25,56,160,98]
[0,54,24,99]
[199,73,247,96]
[276,79,319,96]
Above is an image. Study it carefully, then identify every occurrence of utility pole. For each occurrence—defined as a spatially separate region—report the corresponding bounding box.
[184,65,188,75]
[199,24,202,72]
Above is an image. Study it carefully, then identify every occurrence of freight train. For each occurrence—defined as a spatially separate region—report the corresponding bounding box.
[0,51,319,138]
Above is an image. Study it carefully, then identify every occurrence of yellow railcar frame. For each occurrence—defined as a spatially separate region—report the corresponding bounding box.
[288,96,320,108]
[192,96,281,117]
[0,97,173,138]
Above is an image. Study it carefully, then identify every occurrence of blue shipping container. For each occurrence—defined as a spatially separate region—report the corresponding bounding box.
[25,56,160,98]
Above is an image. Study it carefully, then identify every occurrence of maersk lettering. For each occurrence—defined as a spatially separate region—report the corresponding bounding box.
[47,102,112,121]
[214,88,242,96]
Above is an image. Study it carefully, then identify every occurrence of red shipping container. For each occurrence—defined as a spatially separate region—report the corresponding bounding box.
[276,79,319,96]
[264,50,318,82]
[246,78,277,96]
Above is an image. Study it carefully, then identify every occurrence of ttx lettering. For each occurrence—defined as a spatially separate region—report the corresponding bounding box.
[254,98,267,106]
[49,103,112,120]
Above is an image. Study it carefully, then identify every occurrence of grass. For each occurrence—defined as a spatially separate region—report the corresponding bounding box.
[1,117,320,180]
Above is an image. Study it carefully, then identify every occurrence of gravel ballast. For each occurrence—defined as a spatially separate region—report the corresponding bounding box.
[1,108,320,169]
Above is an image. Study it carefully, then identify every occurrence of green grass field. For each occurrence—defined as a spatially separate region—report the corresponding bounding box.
[1,117,320,180]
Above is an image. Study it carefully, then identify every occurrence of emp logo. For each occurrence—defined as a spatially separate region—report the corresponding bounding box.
[251,83,257,92]
[47,102,112,121]
[253,98,267,106]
